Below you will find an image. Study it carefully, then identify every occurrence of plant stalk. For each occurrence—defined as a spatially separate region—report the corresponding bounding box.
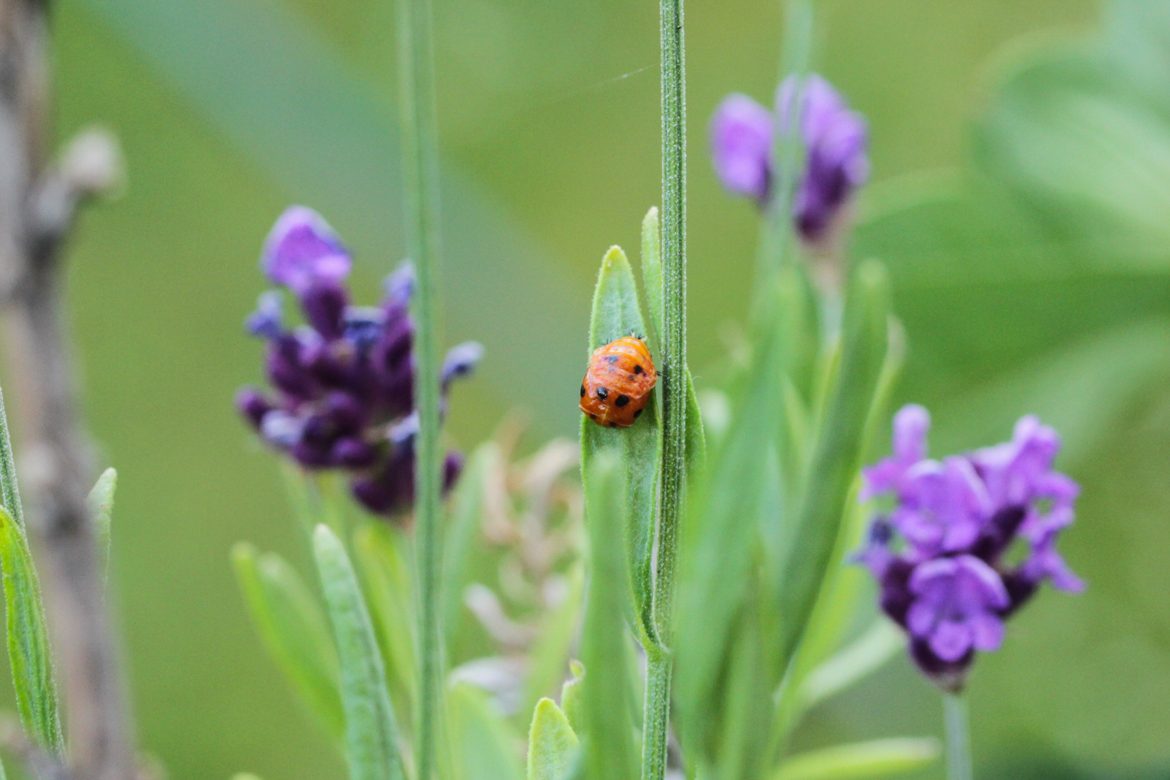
[944,693,973,780]
[396,0,444,775]
[642,0,687,777]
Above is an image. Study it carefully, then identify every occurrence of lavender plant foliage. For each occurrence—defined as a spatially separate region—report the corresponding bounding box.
[857,405,1083,691]
[237,206,481,519]
[711,74,868,243]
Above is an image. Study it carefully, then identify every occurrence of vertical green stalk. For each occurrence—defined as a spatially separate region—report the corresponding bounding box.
[396,0,444,775]
[755,0,815,283]
[642,0,686,778]
[944,694,973,780]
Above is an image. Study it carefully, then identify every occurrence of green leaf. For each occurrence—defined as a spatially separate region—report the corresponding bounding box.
[88,467,117,579]
[352,523,417,721]
[777,262,890,668]
[580,245,661,649]
[0,507,63,755]
[773,738,940,780]
[800,620,903,710]
[674,274,795,746]
[579,454,638,780]
[641,206,664,347]
[231,543,344,741]
[443,444,493,648]
[527,697,579,780]
[560,660,585,734]
[312,524,404,780]
[448,683,524,780]
[522,564,585,719]
[0,389,25,527]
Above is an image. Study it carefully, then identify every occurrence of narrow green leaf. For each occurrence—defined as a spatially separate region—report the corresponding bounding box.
[443,444,493,648]
[675,276,794,744]
[560,660,585,734]
[448,683,524,780]
[580,245,661,648]
[522,565,585,718]
[579,454,638,780]
[88,467,117,579]
[777,261,890,668]
[0,507,63,755]
[312,524,404,780]
[527,697,579,780]
[684,369,706,477]
[0,389,25,527]
[352,523,417,720]
[800,620,903,709]
[641,206,665,347]
[773,738,940,780]
[231,543,344,741]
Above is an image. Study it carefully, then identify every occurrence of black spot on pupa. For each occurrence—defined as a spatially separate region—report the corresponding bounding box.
[633,364,644,375]
[609,421,618,428]
[589,413,598,421]
[634,409,643,419]
[580,384,586,398]
[596,387,608,400]
[615,394,630,407]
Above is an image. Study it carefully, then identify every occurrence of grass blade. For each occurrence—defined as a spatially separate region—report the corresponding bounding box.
[313,524,404,780]
[773,738,939,780]
[0,507,63,754]
[232,543,344,741]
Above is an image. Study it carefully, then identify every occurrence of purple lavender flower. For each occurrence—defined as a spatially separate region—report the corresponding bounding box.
[710,74,869,243]
[857,405,1082,691]
[238,206,482,519]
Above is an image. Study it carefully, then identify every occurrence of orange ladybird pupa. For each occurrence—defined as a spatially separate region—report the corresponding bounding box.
[579,335,657,428]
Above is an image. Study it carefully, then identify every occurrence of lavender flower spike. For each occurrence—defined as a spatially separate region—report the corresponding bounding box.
[857,405,1082,691]
[710,73,869,244]
[239,208,481,520]
[711,94,773,204]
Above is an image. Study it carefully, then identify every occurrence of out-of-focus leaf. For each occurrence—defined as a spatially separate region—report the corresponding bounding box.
[444,444,493,648]
[527,697,579,780]
[560,660,585,735]
[800,621,903,710]
[777,262,889,668]
[773,738,939,780]
[0,507,63,755]
[0,389,25,527]
[312,524,404,780]
[448,683,524,780]
[674,274,796,749]
[88,467,117,580]
[232,543,343,741]
[352,523,417,722]
[580,245,661,648]
[710,604,774,780]
[522,565,585,719]
[579,454,638,780]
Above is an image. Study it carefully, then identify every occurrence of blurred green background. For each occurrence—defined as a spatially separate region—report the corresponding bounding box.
[22,0,1169,776]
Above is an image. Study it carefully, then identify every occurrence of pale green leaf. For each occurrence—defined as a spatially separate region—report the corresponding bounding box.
[774,738,939,780]
[641,206,664,347]
[0,507,63,755]
[579,454,638,780]
[88,467,117,580]
[527,697,579,780]
[232,543,343,741]
[448,683,524,780]
[312,524,404,780]
[580,245,661,648]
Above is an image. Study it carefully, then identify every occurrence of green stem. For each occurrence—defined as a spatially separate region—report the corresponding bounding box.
[396,0,444,775]
[642,0,686,777]
[944,693,973,780]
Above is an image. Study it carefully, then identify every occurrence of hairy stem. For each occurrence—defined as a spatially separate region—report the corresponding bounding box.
[642,0,687,777]
[396,0,444,775]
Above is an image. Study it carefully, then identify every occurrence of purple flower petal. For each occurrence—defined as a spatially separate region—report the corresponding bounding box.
[711,94,773,204]
[261,206,351,293]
